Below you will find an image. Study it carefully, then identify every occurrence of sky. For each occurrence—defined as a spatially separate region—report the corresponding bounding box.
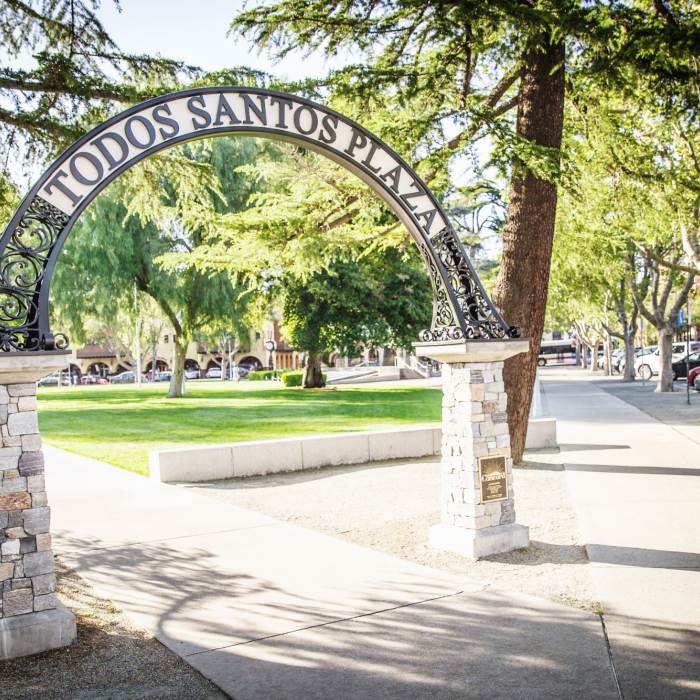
[97,0,345,78]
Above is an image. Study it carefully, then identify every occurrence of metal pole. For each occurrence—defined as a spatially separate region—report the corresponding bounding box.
[134,286,142,388]
[220,335,226,381]
[686,298,691,406]
[227,336,233,379]
[640,315,646,388]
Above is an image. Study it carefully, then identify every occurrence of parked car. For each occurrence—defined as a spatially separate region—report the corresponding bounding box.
[596,348,625,370]
[671,351,700,380]
[695,372,700,392]
[609,348,625,373]
[205,367,222,379]
[154,371,172,383]
[634,343,700,380]
[110,371,147,384]
[234,366,249,379]
[81,374,109,385]
[596,351,606,370]
[687,365,700,389]
[184,368,200,380]
[237,361,260,375]
[37,374,69,387]
[620,345,656,374]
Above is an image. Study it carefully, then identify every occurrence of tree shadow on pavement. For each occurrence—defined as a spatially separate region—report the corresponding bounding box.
[558,443,632,452]
[52,534,614,700]
[48,533,700,699]
[587,543,700,570]
[520,461,700,476]
[0,558,227,700]
[604,613,700,700]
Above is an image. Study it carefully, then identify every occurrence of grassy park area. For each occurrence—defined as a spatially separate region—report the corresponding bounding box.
[37,382,441,475]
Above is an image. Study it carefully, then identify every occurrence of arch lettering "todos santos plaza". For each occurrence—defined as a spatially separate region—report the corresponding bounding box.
[46,92,439,235]
[0,87,517,352]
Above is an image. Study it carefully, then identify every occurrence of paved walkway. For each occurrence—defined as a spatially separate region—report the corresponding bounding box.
[537,369,700,698]
[42,369,700,698]
[45,446,617,699]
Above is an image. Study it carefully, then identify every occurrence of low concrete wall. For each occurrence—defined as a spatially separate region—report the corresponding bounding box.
[150,425,441,482]
[524,416,558,450]
[149,418,557,483]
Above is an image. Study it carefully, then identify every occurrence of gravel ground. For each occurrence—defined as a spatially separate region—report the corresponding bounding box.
[188,455,596,612]
[0,559,228,700]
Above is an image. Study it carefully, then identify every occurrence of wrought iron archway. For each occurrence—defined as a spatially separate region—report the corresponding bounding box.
[0,87,518,352]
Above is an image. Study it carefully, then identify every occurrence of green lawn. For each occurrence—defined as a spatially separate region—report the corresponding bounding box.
[37,381,441,475]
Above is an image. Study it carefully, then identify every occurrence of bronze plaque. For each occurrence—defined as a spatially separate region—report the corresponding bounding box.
[478,456,508,503]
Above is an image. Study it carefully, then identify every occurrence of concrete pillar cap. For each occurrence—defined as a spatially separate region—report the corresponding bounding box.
[0,351,70,384]
[413,338,530,364]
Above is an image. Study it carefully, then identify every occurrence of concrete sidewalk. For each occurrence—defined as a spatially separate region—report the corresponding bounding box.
[537,370,700,698]
[45,446,618,699]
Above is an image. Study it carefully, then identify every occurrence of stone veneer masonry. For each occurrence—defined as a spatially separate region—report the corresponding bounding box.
[440,361,516,529]
[0,383,56,620]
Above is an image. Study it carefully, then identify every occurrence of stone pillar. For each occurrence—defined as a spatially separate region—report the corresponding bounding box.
[414,338,530,559]
[0,352,76,660]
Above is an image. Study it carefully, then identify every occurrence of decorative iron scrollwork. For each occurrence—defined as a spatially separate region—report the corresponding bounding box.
[419,227,519,342]
[414,235,463,342]
[0,197,69,351]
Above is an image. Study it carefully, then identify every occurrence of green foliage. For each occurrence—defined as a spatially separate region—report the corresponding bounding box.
[232,0,700,192]
[0,1,184,166]
[280,371,302,387]
[0,174,19,226]
[248,370,283,381]
[279,248,432,358]
[223,1,700,380]
[280,370,329,387]
[174,141,434,359]
[182,144,400,283]
[549,85,697,337]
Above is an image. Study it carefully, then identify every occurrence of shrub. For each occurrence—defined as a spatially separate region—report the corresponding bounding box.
[248,370,284,381]
[281,371,302,387]
[281,370,327,387]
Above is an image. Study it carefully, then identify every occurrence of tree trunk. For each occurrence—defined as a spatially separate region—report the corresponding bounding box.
[168,338,187,398]
[152,342,158,382]
[302,353,325,388]
[604,334,612,376]
[590,338,601,373]
[622,307,637,382]
[623,332,636,382]
[656,327,674,393]
[491,41,566,464]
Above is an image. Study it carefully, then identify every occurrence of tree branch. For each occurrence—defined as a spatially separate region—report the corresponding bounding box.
[0,75,134,101]
[0,105,81,140]
[632,239,700,275]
